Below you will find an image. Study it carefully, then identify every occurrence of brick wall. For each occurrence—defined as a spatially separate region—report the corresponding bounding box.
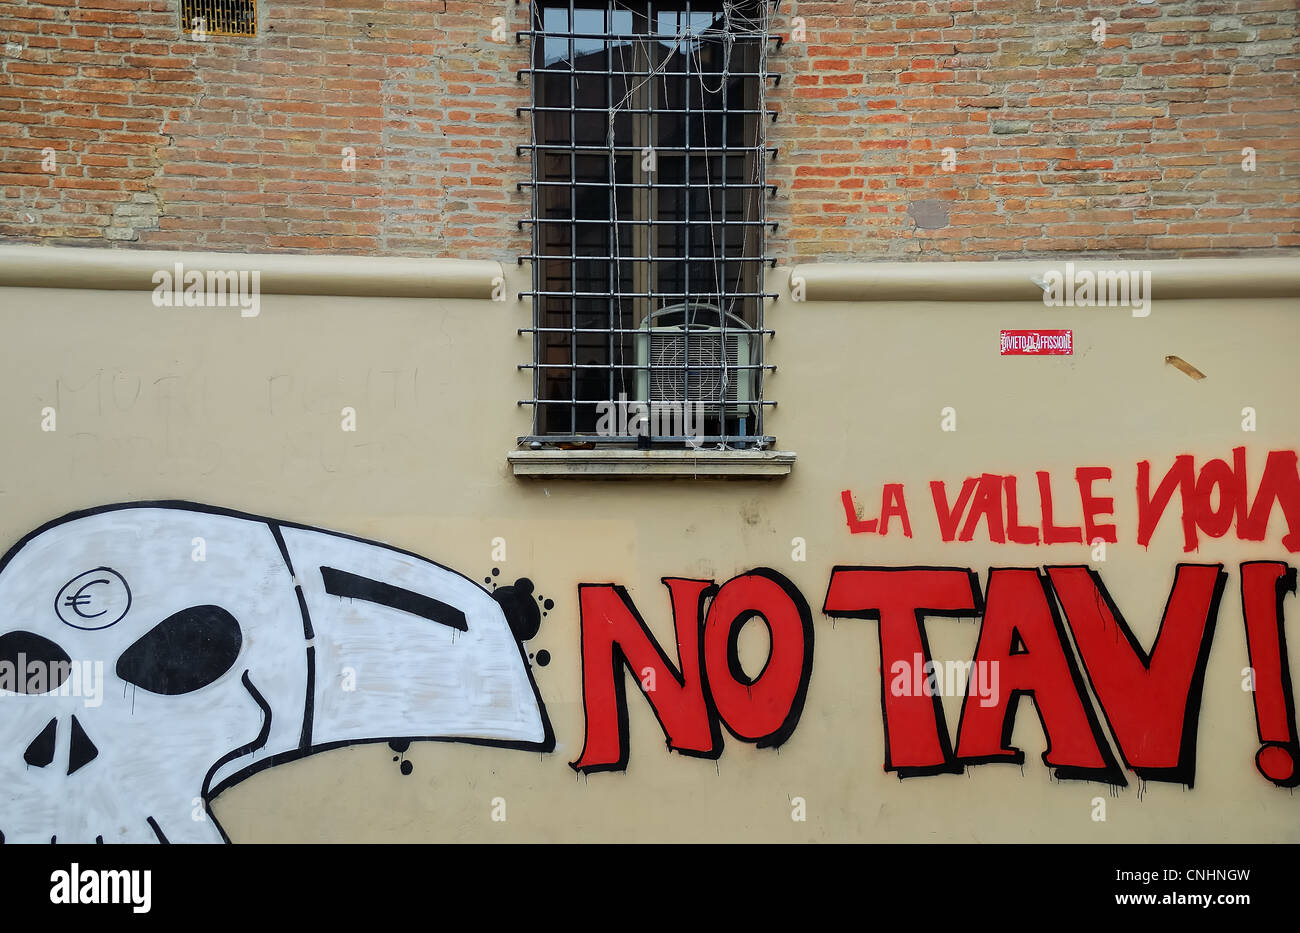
[0,0,532,257]
[769,0,1300,260]
[1,0,1296,262]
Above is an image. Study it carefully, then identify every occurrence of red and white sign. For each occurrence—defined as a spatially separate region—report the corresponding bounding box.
[1000,329,1073,355]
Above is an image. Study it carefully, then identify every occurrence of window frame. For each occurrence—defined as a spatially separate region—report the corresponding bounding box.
[519,0,779,451]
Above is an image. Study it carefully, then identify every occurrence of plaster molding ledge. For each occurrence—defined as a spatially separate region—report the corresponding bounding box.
[786,257,1300,303]
[508,448,797,478]
[0,245,504,300]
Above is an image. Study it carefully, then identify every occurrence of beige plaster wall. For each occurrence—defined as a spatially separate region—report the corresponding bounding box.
[0,254,1296,842]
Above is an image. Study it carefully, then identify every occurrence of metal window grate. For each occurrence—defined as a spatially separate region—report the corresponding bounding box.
[181,0,257,37]
[519,0,779,449]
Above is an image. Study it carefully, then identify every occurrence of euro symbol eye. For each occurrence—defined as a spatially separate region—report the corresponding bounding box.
[66,579,110,618]
[55,568,131,631]
[116,606,242,696]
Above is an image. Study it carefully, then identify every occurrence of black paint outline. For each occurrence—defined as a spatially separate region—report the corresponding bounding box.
[1046,562,1226,787]
[570,578,724,775]
[1239,560,1299,788]
[726,612,771,687]
[200,670,272,844]
[269,523,314,640]
[299,644,316,751]
[951,567,1127,787]
[821,565,983,779]
[707,567,815,750]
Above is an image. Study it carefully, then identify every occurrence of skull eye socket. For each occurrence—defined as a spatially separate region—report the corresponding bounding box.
[116,605,242,695]
[0,631,72,694]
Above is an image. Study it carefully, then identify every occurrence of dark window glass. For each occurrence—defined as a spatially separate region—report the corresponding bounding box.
[525,1,772,446]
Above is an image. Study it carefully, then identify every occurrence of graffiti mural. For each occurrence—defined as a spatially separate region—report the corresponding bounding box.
[0,502,553,844]
[572,449,1300,791]
[2,447,1295,845]
[572,561,1297,789]
[572,570,815,773]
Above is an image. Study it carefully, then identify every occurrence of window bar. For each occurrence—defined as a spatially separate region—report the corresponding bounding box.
[518,67,776,79]
[568,0,577,436]
[525,212,770,220]
[605,4,614,431]
[527,104,771,115]
[645,0,657,430]
[519,253,771,263]
[519,433,777,445]
[682,0,692,423]
[521,143,781,155]
[527,178,770,189]
[720,4,731,440]
[520,25,781,41]
[523,325,776,335]
[528,3,541,440]
[526,361,772,371]
[645,1,657,438]
[756,0,769,442]
[523,290,778,300]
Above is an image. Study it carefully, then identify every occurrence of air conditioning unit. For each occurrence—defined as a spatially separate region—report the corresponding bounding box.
[634,303,756,416]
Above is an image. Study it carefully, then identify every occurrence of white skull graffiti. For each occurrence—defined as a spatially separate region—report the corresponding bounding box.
[0,503,552,843]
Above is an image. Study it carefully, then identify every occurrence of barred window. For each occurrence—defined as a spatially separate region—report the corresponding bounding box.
[521,0,777,449]
[180,0,257,37]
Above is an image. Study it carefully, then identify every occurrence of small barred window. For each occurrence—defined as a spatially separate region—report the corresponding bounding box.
[180,0,257,38]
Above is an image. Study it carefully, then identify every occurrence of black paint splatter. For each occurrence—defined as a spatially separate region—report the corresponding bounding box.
[390,739,414,776]
[493,577,541,641]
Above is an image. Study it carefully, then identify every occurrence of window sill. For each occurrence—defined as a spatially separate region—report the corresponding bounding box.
[507,448,796,479]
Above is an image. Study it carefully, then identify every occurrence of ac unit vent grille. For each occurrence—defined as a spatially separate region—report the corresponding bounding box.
[646,331,742,406]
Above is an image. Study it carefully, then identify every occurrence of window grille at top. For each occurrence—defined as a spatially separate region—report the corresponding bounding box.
[180,0,257,37]
[519,0,779,449]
